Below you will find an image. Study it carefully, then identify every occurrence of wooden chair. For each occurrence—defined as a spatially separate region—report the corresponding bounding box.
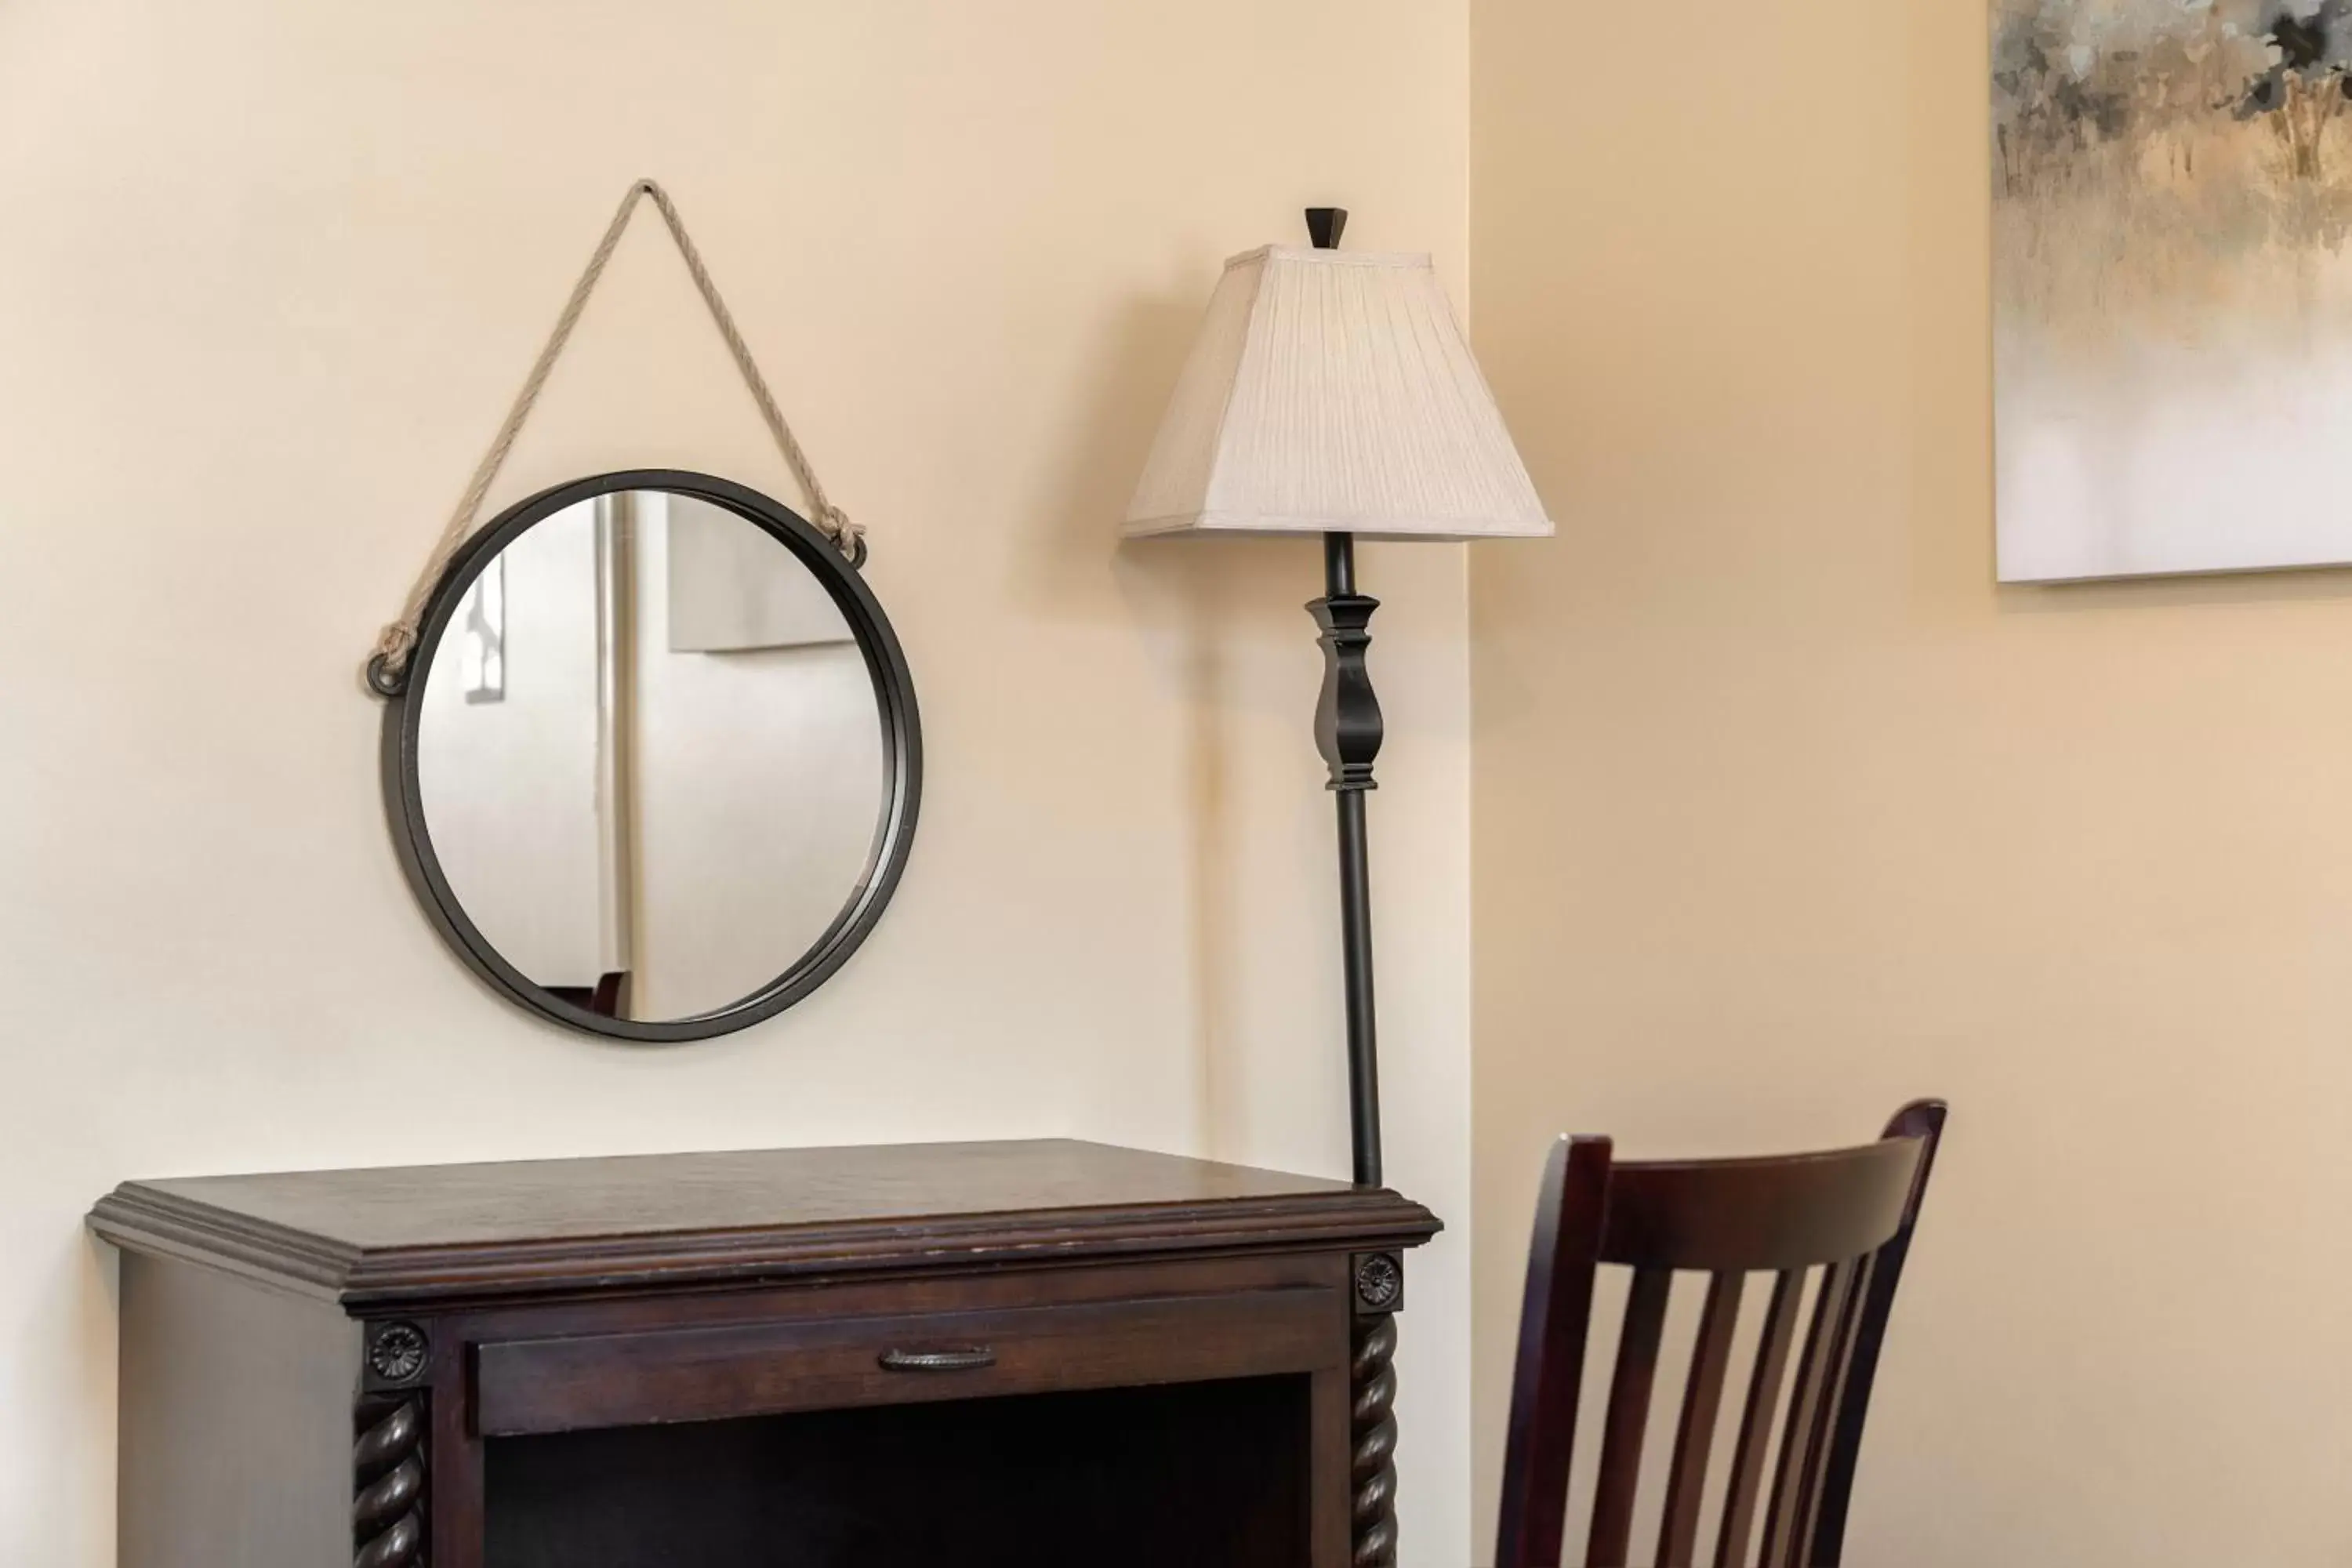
[1494,1100,1947,1568]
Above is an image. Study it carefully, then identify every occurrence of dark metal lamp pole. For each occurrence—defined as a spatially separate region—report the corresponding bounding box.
[1302,205,1406,1568]
[1302,205,1385,1192]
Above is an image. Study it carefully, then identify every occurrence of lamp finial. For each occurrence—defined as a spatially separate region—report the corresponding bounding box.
[1305,207,1348,249]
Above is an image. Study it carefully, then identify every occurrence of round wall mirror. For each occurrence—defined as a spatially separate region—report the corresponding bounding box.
[379,470,920,1043]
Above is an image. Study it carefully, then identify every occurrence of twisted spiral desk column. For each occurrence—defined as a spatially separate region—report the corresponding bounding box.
[353,1395,426,1568]
[1351,1312,1401,1567]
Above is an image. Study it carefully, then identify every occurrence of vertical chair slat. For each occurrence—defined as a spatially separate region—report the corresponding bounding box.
[1657,1270,1745,1568]
[1792,1254,1875,1560]
[1496,1137,1613,1568]
[1586,1266,1673,1566]
[1760,1260,1857,1567]
[1714,1269,1804,1568]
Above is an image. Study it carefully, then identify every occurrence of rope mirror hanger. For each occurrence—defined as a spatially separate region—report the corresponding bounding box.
[364,178,865,699]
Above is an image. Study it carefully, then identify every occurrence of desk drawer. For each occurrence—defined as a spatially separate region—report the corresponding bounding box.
[474,1287,1342,1436]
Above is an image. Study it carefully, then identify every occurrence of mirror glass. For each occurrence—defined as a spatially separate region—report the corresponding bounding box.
[411,488,891,1025]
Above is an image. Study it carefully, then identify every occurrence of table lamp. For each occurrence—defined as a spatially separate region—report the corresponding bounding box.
[1125,207,1552,1566]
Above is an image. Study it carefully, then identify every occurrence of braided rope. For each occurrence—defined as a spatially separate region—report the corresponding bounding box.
[370,178,859,681]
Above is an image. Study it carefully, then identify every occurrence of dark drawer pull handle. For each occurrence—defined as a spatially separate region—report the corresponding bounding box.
[877,1345,996,1373]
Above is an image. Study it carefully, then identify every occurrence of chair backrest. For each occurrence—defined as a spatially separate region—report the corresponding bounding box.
[1494,1100,1947,1568]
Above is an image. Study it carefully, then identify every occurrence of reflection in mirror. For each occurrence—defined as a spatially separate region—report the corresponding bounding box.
[416,491,885,1023]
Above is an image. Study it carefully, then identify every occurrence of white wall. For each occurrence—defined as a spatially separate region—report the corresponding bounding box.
[0,2,1474,1561]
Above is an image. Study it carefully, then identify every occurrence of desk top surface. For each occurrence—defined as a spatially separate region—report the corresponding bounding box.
[90,1139,1439,1309]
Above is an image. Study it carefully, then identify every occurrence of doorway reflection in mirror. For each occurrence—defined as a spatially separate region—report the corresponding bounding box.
[415,490,886,1025]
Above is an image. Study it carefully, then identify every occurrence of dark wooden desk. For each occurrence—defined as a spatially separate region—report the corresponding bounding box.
[90,1139,1439,1568]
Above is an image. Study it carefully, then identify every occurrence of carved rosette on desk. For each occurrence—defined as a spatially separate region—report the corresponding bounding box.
[1350,1250,1405,1567]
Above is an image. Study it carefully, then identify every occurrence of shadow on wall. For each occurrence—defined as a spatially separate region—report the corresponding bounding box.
[1995,567,2352,615]
[1013,267,1339,678]
[1014,278,1334,1162]
[1016,286,1203,622]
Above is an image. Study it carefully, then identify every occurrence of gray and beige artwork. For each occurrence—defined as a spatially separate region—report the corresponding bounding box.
[1995,0,2352,578]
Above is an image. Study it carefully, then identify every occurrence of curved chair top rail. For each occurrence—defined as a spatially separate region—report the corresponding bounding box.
[1591,1124,1929,1272]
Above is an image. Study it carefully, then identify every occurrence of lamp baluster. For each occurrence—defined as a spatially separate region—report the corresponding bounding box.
[1309,530,1385,1188]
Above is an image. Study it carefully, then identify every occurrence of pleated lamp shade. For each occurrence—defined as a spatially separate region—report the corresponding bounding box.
[1124,245,1552,541]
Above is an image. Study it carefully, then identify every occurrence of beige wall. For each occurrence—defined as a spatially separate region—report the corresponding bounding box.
[1469,0,2352,1564]
[0,2,1475,1561]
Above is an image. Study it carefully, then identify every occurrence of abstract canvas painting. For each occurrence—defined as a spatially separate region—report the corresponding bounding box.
[1995,0,2352,579]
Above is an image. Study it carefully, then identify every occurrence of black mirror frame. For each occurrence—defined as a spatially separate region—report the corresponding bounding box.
[377,468,922,1044]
